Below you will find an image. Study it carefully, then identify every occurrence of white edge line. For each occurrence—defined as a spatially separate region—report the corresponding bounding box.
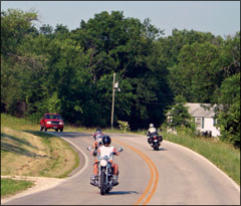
[58,134,89,181]
[165,140,240,192]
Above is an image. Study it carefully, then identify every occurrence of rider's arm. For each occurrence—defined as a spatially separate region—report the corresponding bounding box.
[92,150,97,156]
[113,148,119,156]
[92,141,98,150]
[147,130,150,136]
[92,147,100,156]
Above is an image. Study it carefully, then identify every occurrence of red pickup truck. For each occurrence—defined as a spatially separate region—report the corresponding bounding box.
[40,113,64,132]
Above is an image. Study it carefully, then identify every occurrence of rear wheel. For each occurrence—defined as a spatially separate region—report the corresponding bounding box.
[106,187,111,193]
[55,129,58,132]
[60,128,63,132]
[154,144,159,150]
[44,127,47,132]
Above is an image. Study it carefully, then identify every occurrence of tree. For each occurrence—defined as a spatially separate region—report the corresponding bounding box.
[168,41,223,103]
[220,32,240,77]
[1,9,38,56]
[217,73,240,147]
[69,11,170,128]
[39,24,53,35]
[166,95,192,128]
[157,29,220,68]
[1,9,42,116]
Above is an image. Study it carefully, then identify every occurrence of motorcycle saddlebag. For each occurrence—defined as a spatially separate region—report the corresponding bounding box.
[147,137,153,144]
[158,135,163,142]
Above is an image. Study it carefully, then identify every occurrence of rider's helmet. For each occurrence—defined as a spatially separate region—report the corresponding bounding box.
[102,135,111,145]
[149,123,154,128]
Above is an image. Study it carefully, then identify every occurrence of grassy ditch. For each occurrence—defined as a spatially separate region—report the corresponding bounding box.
[1,113,80,197]
[1,178,34,198]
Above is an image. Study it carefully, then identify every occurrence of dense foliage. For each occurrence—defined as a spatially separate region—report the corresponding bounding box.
[165,95,192,129]
[1,9,240,146]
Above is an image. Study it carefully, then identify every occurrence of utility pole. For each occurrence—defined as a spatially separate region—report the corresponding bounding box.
[111,72,116,129]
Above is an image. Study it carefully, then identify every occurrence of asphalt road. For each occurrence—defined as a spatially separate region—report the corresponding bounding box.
[3,132,240,205]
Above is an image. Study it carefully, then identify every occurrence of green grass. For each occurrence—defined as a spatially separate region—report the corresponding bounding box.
[1,113,36,130]
[1,178,34,198]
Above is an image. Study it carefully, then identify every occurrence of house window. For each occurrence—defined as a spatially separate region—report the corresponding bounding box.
[195,117,201,128]
[201,117,204,129]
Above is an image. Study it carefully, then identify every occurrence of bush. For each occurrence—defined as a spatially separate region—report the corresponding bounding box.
[117,120,130,132]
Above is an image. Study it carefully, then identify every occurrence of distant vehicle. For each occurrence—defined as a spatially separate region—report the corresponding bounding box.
[147,133,163,151]
[40,113,64,132]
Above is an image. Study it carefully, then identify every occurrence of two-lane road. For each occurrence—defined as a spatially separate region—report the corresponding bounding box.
[3,132,240,205]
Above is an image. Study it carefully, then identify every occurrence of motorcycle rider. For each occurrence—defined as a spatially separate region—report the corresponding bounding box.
[93,128,103,140]
[147,123,163,144]
[147,123,158,136]
[147,123,157,143]
[91,135,120,186]
[92,128,104,151]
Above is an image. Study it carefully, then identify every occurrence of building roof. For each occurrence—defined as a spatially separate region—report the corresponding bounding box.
[185,103,217,118]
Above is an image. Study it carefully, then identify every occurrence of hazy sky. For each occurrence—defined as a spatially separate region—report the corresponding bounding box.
[1,1,240,37]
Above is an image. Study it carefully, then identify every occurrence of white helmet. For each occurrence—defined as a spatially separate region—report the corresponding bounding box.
[149,123,154,128]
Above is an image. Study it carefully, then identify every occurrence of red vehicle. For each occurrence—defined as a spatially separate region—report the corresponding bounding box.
[40,113,64,132]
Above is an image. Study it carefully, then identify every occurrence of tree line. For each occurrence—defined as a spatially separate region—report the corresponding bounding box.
[1,9,240,147]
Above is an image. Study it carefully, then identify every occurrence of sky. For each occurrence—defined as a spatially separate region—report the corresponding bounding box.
[1,1,240,37]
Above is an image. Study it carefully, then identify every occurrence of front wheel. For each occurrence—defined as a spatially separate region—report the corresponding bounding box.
[100,170,106,195]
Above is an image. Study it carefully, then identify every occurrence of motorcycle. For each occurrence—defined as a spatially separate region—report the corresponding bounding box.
[87,146,123,195]
[95,134,103,147]
[147,133,163,150]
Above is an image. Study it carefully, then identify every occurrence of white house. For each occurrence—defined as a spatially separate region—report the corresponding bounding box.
[185,103,220,137]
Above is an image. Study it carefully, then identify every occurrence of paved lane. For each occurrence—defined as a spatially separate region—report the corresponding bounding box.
[112,133,240,205]
[3,132,240,205]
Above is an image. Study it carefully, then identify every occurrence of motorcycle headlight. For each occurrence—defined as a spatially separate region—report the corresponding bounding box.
[100,159,107,167]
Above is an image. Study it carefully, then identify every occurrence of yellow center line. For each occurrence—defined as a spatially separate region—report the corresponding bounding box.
[143,156,159,205]
[113,138,159,205]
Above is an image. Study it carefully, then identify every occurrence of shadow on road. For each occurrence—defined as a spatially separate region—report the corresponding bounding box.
[149,147,168,151]
[108,191,138,195]
[56,132,90,138]
[158,147,167,151]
